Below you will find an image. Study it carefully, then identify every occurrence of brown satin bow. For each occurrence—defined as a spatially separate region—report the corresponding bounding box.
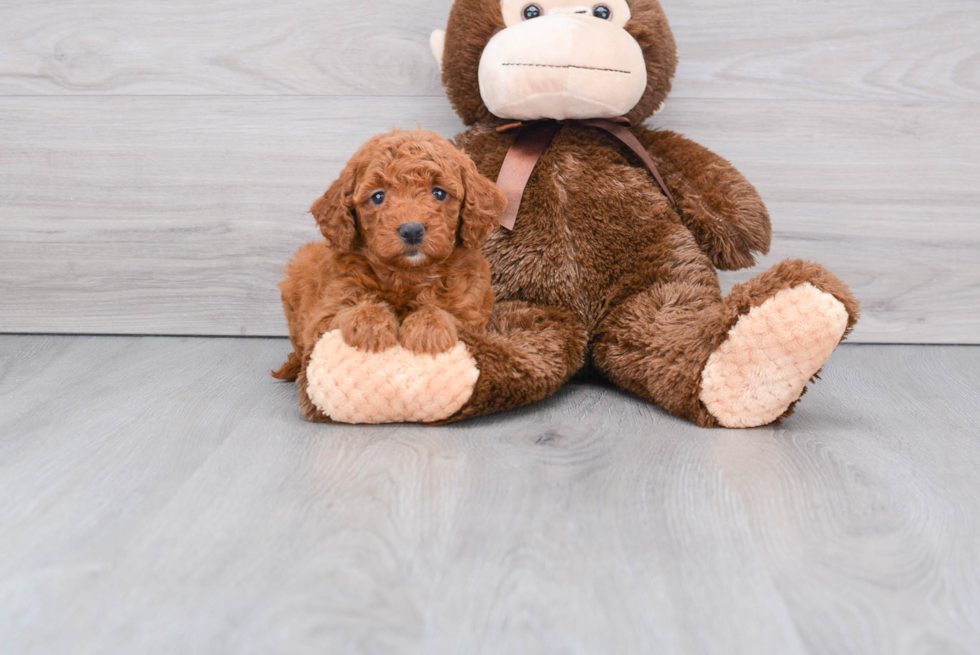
[494,118,678,231]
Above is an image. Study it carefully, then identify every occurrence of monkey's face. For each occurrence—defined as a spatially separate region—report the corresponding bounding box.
[434,0,677,126]
[479,1,647,121]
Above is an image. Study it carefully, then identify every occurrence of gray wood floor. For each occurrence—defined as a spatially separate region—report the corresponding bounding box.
[2,2,979,652]
[1,335,978,654]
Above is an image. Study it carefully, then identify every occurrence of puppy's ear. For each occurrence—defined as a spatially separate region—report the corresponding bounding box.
[311,162,358,251]
[458,152,506,249]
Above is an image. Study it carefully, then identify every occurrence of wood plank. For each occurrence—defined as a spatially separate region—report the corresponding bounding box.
[685,100,980,343]
[2,96,977,343]
[0,96,465,337]
[0,0,976,103]
[669,0,980,103]
[0,0,451,97]
[0,336,979,653]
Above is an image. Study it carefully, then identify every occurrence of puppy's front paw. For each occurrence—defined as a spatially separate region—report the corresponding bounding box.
[399,307,459,354]
[331,303,399,353]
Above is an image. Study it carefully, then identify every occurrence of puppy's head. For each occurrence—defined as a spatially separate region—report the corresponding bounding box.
[311,129,506,269]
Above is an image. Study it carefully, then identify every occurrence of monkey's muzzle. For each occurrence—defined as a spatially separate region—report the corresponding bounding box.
[478,14,648,121]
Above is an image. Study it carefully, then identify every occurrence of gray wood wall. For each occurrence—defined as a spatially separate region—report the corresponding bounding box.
[0,0,977,344]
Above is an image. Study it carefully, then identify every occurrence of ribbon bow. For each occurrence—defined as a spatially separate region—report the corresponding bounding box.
[493,118,677,231]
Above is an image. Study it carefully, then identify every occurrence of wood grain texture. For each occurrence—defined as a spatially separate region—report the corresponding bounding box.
[0,0,450,97]
[1,335,978,654]
[0,97,465,337]
[0,0,977,103]
[670,0,980,103]
[1,96,977,342]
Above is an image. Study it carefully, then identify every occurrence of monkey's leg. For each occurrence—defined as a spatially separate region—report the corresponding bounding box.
[298,300,587,424]
[447,300,588,422]
[592,259,860,428]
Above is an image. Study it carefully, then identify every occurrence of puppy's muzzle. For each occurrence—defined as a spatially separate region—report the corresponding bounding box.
[398,222,426,246]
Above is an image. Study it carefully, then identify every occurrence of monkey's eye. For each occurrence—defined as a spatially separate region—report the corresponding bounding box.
[432,188,448,202]
[592,4,612,19]
[370,191,386,205]
[522,4,542,20]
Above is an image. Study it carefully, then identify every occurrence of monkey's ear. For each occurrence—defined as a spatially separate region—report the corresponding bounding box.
[311,164,358,252]
[458,153,506,249]
[430,30,446,72]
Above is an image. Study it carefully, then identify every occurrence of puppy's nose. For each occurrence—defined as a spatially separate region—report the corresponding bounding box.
[398,222,426,246]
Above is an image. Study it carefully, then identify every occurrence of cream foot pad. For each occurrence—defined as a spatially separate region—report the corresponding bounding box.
[306,330,480,424]
[700,283,849,429]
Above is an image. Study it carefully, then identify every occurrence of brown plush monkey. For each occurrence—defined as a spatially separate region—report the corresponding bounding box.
[296,0,860,428]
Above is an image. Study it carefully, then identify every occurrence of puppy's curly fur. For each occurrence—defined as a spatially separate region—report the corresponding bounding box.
[273,129,506,382]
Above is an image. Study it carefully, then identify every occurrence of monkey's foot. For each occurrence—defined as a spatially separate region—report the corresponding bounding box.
[700,283,849,428]
[305,330,479,424]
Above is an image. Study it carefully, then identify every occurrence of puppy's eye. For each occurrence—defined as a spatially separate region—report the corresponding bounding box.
[522,4,542,20]
[592,4,612,19]
[432,188,448,202]
[370,191,385,205]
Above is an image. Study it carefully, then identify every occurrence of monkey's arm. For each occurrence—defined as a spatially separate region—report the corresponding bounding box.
[637,128,772,271]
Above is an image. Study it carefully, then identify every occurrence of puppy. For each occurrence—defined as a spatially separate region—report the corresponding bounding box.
[274,129,506,382]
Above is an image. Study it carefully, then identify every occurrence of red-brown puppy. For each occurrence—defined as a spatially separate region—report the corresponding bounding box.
[274,129,506,382]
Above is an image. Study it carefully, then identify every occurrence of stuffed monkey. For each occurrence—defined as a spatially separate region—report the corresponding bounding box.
[292,0,859,428]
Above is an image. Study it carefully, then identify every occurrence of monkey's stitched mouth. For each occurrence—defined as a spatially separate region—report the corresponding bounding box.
[502,63,631,75]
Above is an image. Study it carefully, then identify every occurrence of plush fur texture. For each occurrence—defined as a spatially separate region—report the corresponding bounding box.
[435,0,858,427]
[285,0,860,428]
[273,130,505,420]
[442,0,677,127]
